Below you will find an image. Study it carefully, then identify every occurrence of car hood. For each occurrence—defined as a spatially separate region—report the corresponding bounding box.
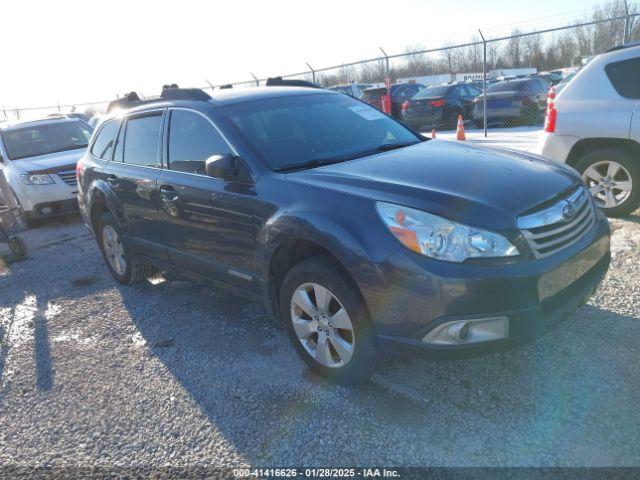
[287,140,580,231]
[8,149,85,174]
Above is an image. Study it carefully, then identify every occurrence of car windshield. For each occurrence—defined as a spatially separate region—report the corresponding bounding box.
[488,80,530,93]
[222,93,421,171]
[413,86,450,99]
[1,121,93,160]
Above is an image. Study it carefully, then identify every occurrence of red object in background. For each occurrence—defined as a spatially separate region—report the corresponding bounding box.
[381,93,392,114]
[547,86,557,101]
[401,100,411,112]
[428,99,446,108]
[544,101,557,132]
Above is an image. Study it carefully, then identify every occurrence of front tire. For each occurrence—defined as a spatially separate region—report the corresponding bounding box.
[279,257,378,384]
[575,147,640,217]
[97,212,155,284]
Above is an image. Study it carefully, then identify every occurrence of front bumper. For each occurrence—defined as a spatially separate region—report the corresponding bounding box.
[27,198,78,219]
[363,216,611,355]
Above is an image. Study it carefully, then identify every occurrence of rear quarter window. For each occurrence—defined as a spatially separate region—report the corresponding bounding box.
[605,57,640,99]
[90,120,119,160]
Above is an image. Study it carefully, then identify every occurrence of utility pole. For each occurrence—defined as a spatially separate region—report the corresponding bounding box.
[479,29,488,138]
[623,0,630,44]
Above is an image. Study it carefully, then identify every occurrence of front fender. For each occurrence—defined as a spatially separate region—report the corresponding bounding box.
[257,209,398,306]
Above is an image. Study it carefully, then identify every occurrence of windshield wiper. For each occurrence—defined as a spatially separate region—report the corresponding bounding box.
[275,141,420,173]
[374,141,421,152]
[275,158,349,173]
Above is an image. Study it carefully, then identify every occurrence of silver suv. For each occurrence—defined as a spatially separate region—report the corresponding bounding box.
[539,43,640,217]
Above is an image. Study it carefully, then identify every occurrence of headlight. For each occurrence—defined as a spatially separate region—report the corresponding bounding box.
[376,202,519,262]
[20,174,54,185]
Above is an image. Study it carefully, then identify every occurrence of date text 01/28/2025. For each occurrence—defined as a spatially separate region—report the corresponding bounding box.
[232,467,400,478]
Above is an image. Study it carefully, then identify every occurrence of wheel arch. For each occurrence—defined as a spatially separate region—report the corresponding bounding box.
[566,138,640,168]
[259,210,385,321]
[86,181,125,235]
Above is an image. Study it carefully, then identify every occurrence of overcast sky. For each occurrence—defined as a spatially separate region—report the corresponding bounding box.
[1,0,605,109]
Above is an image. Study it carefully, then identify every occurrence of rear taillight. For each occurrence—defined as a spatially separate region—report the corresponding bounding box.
[428,99,446,108]
[402,100,411,112]
[544,101,557,133]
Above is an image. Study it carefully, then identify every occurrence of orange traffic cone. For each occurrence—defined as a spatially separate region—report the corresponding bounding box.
[431,128,436,139]
[455,114,466,141]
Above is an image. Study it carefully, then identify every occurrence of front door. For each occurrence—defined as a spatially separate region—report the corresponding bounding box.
[155,108,257,290]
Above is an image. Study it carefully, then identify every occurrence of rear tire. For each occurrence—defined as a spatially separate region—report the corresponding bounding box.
[575,147,640,217]
[97,212,155,284]
[279,256,379,384]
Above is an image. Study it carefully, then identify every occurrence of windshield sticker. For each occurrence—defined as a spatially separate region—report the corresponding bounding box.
[348,105,387,121]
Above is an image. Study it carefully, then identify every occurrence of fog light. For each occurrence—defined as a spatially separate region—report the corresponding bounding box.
[40,206,53,215]
[423,316,509,345]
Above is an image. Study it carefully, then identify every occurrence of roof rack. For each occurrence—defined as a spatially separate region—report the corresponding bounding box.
[607,40,640,52]
[106,85,212,113]
[265,77,320,88]
[160,84,211,101]
[107,91,144,113]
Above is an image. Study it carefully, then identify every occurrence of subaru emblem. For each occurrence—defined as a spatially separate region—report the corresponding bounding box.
[562,202,576,220]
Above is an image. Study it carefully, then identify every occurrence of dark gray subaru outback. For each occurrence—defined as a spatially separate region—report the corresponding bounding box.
[77,84,610,383]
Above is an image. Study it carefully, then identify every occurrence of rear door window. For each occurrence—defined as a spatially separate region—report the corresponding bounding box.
[121,114,163,168]
[167,110,234,175]
[90,119,119,160]
[605,57,640,99]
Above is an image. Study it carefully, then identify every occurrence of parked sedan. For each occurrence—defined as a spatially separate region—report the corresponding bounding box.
[473,77,550,127]
[361,83,424,119]
[401,83,482,131]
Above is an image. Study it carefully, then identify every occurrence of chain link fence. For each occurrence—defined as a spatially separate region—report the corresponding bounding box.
[2,2,639,136]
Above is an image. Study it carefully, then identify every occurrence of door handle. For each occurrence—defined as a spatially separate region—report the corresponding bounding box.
[106,175,120,188]
[160,186,179,202]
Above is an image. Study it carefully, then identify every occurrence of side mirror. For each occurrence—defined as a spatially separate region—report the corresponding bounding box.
[205,153,235,180]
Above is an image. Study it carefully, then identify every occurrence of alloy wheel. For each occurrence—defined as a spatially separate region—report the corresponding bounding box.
[102,225,127,276]
[290,282,355,368]
[582,160,633,209]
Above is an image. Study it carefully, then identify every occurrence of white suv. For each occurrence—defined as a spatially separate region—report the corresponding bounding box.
[539,43,640,217]
[0,116,93,222]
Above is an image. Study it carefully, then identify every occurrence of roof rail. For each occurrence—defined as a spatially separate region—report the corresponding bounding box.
[107,91,143,113]
[160,84,211,101]
[607,40,640,52]
[265,76,320,88]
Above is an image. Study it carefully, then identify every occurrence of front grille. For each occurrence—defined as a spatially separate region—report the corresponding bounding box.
[517,186,596,259]
[57,170,77,186]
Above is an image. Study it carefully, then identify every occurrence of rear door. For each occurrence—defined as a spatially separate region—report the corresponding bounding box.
[156,108,257,289]
[108,109,167,259]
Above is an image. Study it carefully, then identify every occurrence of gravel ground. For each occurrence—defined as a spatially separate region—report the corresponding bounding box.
[0,212,639,470]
